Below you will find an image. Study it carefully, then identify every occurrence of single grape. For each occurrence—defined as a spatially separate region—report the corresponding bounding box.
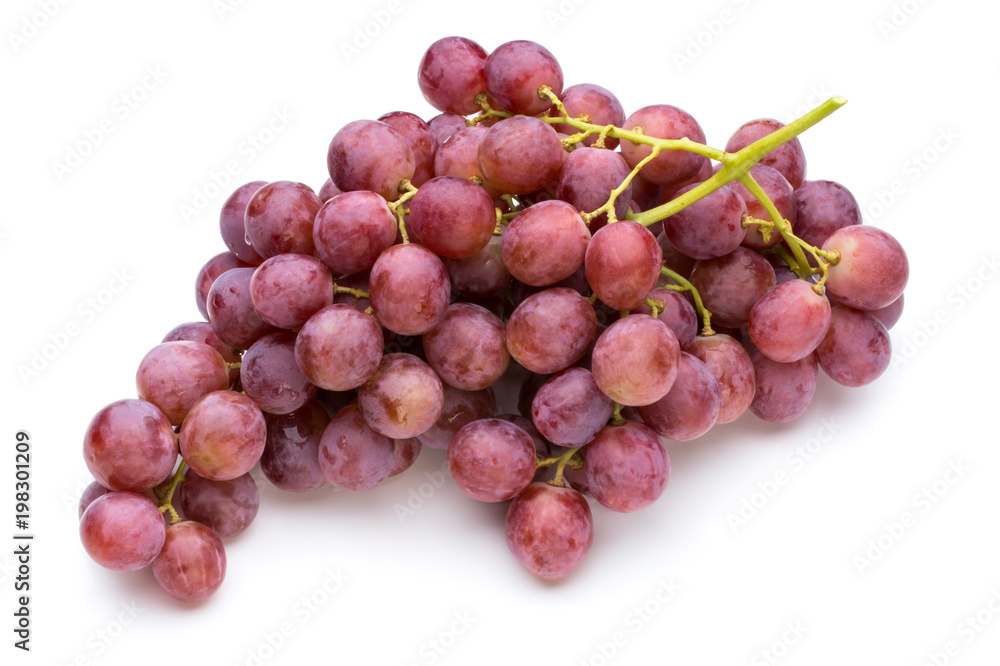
[793,180,862,248]
[725,118,807,189]
[447,419,536,502]
[585,221,663,311]
[591,314,680,406]
[358,353,444,439]
[504,202,590,287]
[620,105,707,186]
[484,40,563,116]
[423,303,510,391]
[207,267,278,350]
[78,481,110,518]
[418,384,496,450]
[584,421,669,513]
[162,322,241,384]
[195,252,251,320]
[532,367,613,446]
[244,181,321,258]
[662,184,746,259]
[177,469,259,538]
[434,125,501,199]
[219,181,266,265]
[638,352,721,441]
[408,176,495,258]
[748,279,832,363]
[686,334,756,423]
[632,288,698,350]
[369,244,451,335]
[548,83,625,149]
[318,178,343,202]
[417,36,489,115]
[318,403,395,491]
[294,304,384,391]
[240,331,317,415]
[443,235,512,299]
[390,438,423,477]
[428,113,470,146]
[136,341,230,426]
[477,116,564,195]
[823,226,909,310]
[179,391,267,481]
[152,521,226,603]
[262,399,330,492]
[505,287,597,374]
[79,491,166,571]
[555,147,632,231]
[872,294,905,330]
[327,119,416,201]
[249,254,334,329]
[378,111,438,186]
[816,305,892,387]
[313,191,397,276]
[83,399,178,492]
[689,247,776,328]
[505,483,593,580]
[749,351,819,423]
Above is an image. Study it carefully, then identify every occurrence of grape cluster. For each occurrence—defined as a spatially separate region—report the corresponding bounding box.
[77,36,909,596]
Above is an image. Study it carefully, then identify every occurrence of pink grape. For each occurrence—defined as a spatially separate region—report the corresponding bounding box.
[83,399,178,492]
[136,341,229,426]
[505,483,593,580]
[418,385,496,450]
[531,367,613,446]
[207,267,279,350]
[294,304,383,391]
[816,305,892,387]
[447,418,536,502]
[408,176,495,258]
[662,184,746,259]
[377,111,437,186]
[749,351,819,423]
[484,40,563,116]
[585,220,663,311]
[177,469,259,538]
[195,252,251,320]
[423,303,510,391]
[686,334,755,423]
[328,119,416,200]
[369,244,451,335]
[80,491,166,571]
[417,36,489,115]
[505,287,598,374]
[591,314,680,406]
[823,225,909,310]
[728,165,796,250]
[249,254,334,329]
[78,481,110,518]
[725,118,807,189]
[632,288,698,350]
[313,191,397,276]
[152,522,226,603]
[434,125,500,199]
[428,113,469,145]
[262,400,330,492]
[359,353,444,439]
[872,294,905,330]
[584,421,669,513]
[555,147,632,231]
[240,331,317,415]
[318,404,395,491]
[318,178,343,202]
[502,200,590,287]
[748,279,832,363]
[478,116,564,195]
[793,180,862,248]
[548,83,625,149]
[689,247,776,328]
[244,181,321,258]
[219,181,266,265]
[179,391,266,481]
[162,322,241,384]
[638,352,721,440]
[620,105,707,186]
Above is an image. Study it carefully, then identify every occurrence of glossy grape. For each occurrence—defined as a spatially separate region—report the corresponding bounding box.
[505,287,597,374]
[633,288,698,350]
[505,483,593,580]
[136,341,229,426]
[418,385,496,450]
[585,221,663,311]
[294,304,383,391]
[478,116,564,195]
[417,36,489,115]
[249,254,333,329]
[244,181,321,258]
[162,322,241,384]
[313,191,397,275]
[328,119,416,201]
[662,184,746,259]
[152,522,226,603]
[532,367,613,446]
[793,180,862,248]
[748,279,832,363]
[428,113,469,145]
[177,469,259,538]
[555,147,632,231]
[620,105,707,186]
[207,267,278,350]
[78,481,110,518]
[378,111,437,186]
[725,118,807,189]
[262,400,330,492]
[423,303,510,391]
[584,421,669,513]
[447,419,536,502]
[591,314,680,406]
[80,491,166,571]
[816,305,892,387]
[369,244,451,335]
[408,176,495,258]
[484,40,563,116]
[443,235,512,299]
[318,403,395,491]
[179,391,266,481]
[434,125,500,199]
[823,226,909,310]
[219,181,266,265]
[359,353,444,439]
[240,331,317,415]
[729,165,796,250]
[196,252,251,320]
[549,83,625,149]
[83,399,178,491]
[638,352,721,440]
[686,334,756,423]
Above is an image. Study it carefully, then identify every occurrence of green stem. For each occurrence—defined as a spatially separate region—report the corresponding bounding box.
[584,147,660,225]
[661,266,714,336]
[333,284,370,300]
[157,460,188,525]
[611,403,625,426]
[548,447,581,488]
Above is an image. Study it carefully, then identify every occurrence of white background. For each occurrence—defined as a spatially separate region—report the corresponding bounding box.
[2,0,998,664]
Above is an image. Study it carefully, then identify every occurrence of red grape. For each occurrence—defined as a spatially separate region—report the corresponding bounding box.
[505,483,593,580]
[584,421,669,513]
[80,491,166,571]
[179,391,266,481]
[152,521,226,602]
[447,419,536,502]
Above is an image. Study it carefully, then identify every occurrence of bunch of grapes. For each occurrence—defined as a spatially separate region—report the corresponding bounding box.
[78,36,908,599]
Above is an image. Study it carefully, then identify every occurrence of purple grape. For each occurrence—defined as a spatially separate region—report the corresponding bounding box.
[378,111,437,186]
[423,303,510,391]
[872,294,904,330]
[632,288,698,350]
[548,83,625,149]
[358,353,444,439]
[555,147,632,231]
[689,247,776,328]
[662,184,746,259]
[434,125,500,199]
[136,341,230,426]
[177,469,259,538]
[179,391,266,481]
[729,165,796,250]
[249,254,334,329]
[418,385,496,450]
[313,191,397,276]
[823,226,909,310]
[318,178,343,202]
[591,314,680,406]
[725,118,807,189]
[443,235,512,299]
[638,353,721,440]
[408,176,495,258]
[428,113,470,146]
[78,481,111,518]
[478,116,564,195]
[294,304,383,391]
[195,252,251,320]
[80,491,166,571]
[749,351,819,423]
[207,267,279,350]
[505,483,593,580]
[262,399,330,492]
[369,244,451,335]
[484,40,563,116]
[584,421,669,513]
[390,438,422,477]
[447,418,536,502]
[620,105,707,186]
[417,36,489,115]
[816,305,892,387]
[505,287,598,374]
[162,322,241,384]
[531,367,613,446]
[502,200,590,287]
[318,403,395,491]
[585,221,663,311]
[327,119,416,201]
[244,181,321,259]
[219,181,266,265]
[83,399,178,492]
[748,279,832,363]
[793,180,862,248]
[240,331,317,415]
[686,334,756,424]
[152,521,226,602]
